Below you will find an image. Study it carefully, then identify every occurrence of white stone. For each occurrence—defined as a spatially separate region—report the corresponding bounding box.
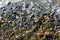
[0,16,2,20]
[16,15,19,19]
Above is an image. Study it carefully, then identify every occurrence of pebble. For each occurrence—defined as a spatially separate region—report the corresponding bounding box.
[0,0,60,31]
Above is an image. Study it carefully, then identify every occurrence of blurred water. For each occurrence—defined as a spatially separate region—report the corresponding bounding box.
[0,0,22,8]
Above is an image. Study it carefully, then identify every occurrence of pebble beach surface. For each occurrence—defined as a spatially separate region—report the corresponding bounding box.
[0,0,60,40]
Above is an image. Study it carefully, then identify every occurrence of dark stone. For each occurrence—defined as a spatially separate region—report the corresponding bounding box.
[46,35,53,40]
[7,2,11,5]
[10,7,13,10]
[15,6,22,11]
[2,8,7,11]
[57,20,60,22]
[31,14,35,18]
[56,15,60,22]
[20,37,23,40]
[25,4,30,8]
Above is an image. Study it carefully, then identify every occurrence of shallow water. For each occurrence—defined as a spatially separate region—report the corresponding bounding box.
[0,0,22,8]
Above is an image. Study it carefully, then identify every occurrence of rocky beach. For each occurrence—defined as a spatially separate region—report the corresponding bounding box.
[0,0,60,40]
